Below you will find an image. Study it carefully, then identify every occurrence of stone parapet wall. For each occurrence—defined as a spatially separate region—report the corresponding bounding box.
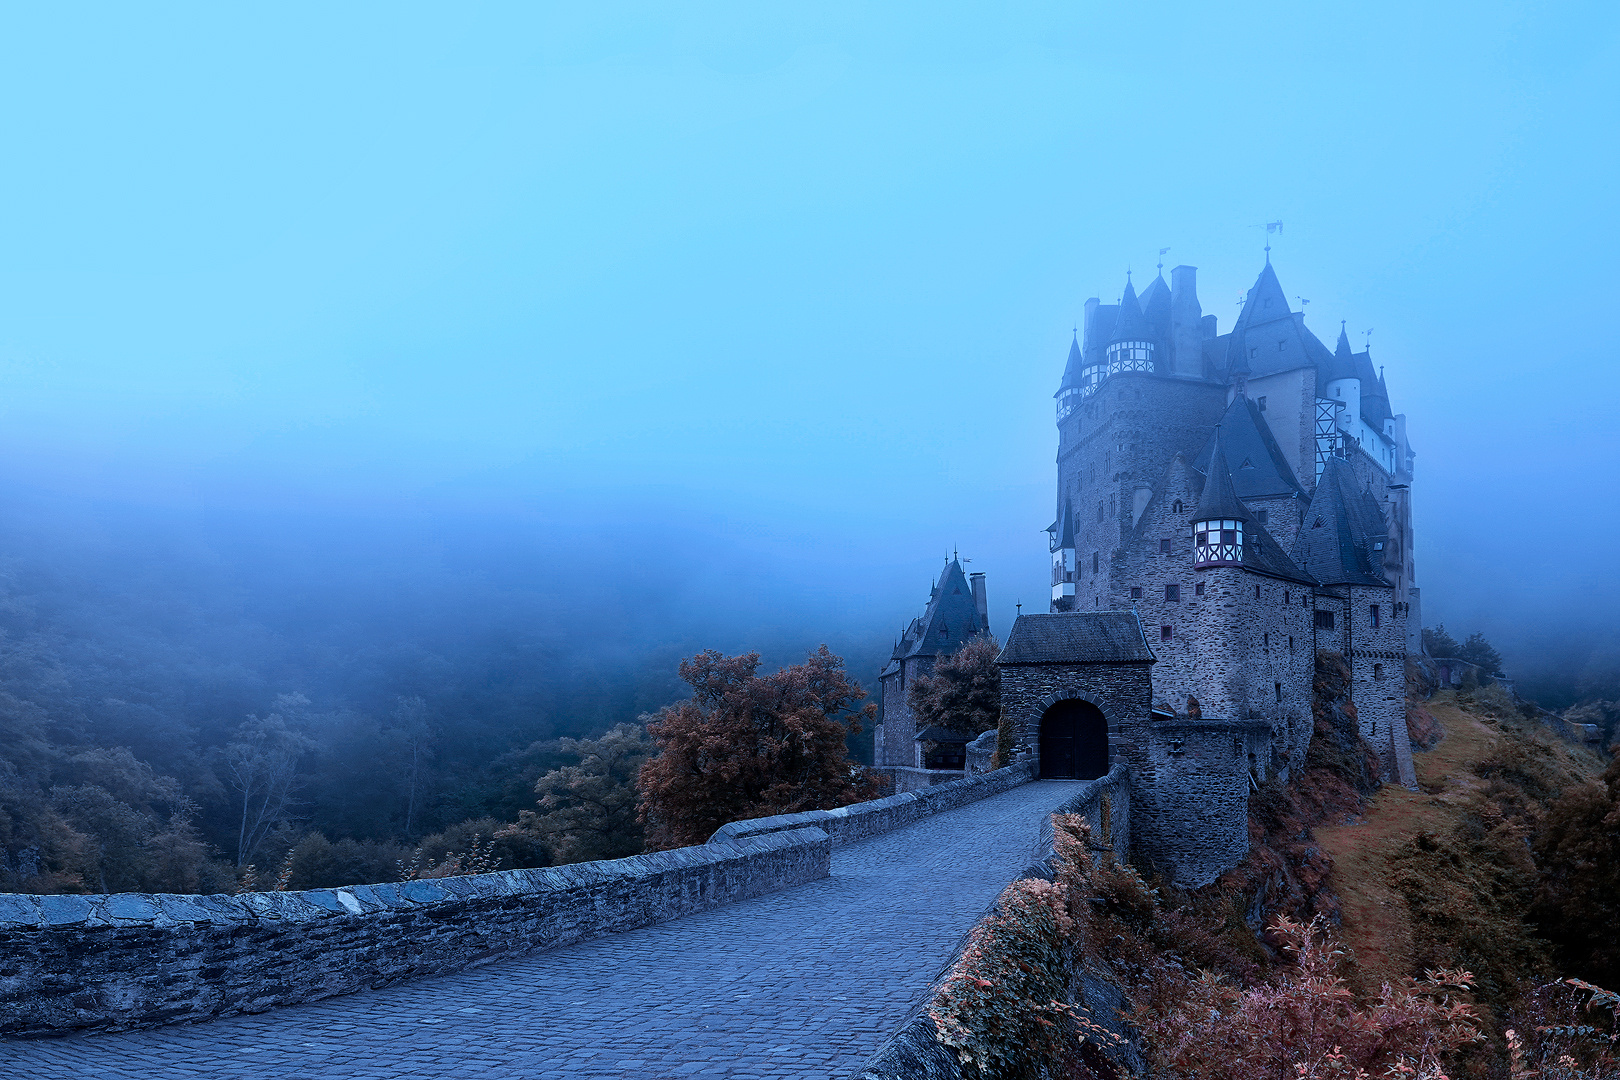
[1047,763,1132,866]
[710,761,1036,848]
[0,827,831,1037]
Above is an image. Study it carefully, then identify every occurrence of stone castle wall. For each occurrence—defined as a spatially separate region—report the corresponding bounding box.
[1,764,1036,1038]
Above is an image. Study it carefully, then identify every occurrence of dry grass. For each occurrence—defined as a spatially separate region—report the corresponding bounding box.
[1317,693,1604,996]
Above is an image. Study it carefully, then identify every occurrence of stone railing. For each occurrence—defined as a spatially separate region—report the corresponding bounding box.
[710,760,1037,847]
[1045,763,1131,866]
[1,759,1038,1038]
[0,826,830,1037]
[850,764,1134,1080]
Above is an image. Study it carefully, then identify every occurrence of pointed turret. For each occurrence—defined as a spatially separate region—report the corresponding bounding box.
[1105,276,1157,374]
[1050,498,1077,610]
[1109,278,1149,344]
[1320,322,1358,384]
[1139,273,1171,341]
[1056,333,1086,423]
[1192,428,1249,568]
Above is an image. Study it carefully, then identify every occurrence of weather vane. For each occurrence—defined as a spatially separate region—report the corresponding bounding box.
[1250,220,1283,262]
[1157,247,1169,272]
[1364,328,1374,350]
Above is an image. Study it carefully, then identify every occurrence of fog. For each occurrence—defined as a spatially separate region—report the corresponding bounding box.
[0,0,1616,768]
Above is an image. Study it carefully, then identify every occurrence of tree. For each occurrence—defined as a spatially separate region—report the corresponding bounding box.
[906,634,1002,739]
[1458,631,1505,675]
[511,724,650,864]
[222,710,315,867]
[1532,754,1620,988]
[391,695,435,839]
[1423,624,1460,658]
[637,646,883,849]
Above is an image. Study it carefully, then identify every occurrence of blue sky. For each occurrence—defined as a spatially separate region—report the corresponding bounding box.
[0,3,1616,673]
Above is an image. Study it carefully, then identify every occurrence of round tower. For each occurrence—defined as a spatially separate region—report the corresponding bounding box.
[1106,276,1156,376]
[1192,428,1250,568]
[1324,323,1362,430]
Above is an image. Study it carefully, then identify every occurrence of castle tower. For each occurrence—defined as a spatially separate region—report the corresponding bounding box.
[1192,429,1248,567]
[874,558,990,782]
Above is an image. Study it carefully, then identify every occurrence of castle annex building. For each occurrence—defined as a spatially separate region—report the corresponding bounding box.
[877,255,1422,886]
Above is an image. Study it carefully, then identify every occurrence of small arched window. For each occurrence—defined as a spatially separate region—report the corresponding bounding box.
[1172,499,1183,514]
[1373,662,1385,680]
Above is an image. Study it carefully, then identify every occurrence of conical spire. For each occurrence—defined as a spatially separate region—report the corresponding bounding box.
[1193,428,1251,523]
[1108,277,1150,344]
[1234,262,1291,331]
[1059,332,1084,388]
[1057,498,1076,548]
[1322,320,1358,383]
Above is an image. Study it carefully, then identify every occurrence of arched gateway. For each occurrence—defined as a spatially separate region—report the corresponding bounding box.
[1037,698,1109,780]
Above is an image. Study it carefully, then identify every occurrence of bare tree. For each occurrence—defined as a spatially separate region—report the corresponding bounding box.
[223,712,314,867]
[391,695,434,839]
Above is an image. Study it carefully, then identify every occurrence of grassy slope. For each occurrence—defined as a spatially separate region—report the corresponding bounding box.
[1316,690,1604,993]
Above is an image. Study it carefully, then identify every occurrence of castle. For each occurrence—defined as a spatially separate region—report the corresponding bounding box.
[874,255,1422,884]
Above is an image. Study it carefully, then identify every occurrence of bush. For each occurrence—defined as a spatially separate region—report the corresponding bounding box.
[274,832,411,890]
[403,816,548,879]
[1533,756,1620,989]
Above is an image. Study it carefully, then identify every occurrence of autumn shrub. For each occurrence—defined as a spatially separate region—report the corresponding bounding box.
[1532,755,1620,989]
[1132,914,1483,1080]
[931,877,1081,1080]
[638,646,882,848]
[907,634,1002,741]
[1506,979,1619,1080]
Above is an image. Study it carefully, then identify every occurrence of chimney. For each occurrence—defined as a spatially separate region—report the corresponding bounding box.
[969,573,989,637]
[1169,265,1203,378]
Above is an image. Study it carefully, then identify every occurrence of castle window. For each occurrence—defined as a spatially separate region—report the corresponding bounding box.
[1255,585,1262,600]
[1256,509,1268,525]
[1161,625,1173,641]
[1277,340,1285,351]
[1289,635,1294,651]
[1257,396,1267,412]
[1165,584,1180,602]
[1196,581,1206,596]
[1314,610,1335,630]
[1275,682,1283,702]
[1264,632,1269,647]
[1130,587,1143,599]
[1284,590,1289,604]
[1092,552,1099,573]
[1369,604,1381,628]
[1374,663,1385,680]
[1098,503,1104,522]
[1249,347,1258,359]
[1172,499,1183,513]
[939,624,948,638]
[1160,539,1172,555]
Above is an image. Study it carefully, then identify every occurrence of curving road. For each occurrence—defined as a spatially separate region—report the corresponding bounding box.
[4,780,1075,1080]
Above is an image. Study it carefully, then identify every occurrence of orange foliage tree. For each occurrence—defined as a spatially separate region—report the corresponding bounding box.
[637,646,882,849]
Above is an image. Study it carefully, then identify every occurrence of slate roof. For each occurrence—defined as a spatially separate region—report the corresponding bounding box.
[1323,325,1358,383]
[1057,497,1076,548]
[1290,457,1391,587]
[1109,279,1151,345]
[1192,427,1251,523]
[915,725,971,744]
[1083,302,1119,363]
[997,611,1157,665]
[1058,334,1085,391]
[891,558,988,663]
[1192,397,1307,500]
[1239,521,1318,585]
[1206,266,1319,381]
[1233,262,1293,334]
[1139,273,1171,340]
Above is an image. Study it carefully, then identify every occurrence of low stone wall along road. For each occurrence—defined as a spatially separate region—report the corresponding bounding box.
[5,780,1077,1080]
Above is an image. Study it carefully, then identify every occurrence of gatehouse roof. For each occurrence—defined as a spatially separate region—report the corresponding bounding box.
[996,611,1156,666]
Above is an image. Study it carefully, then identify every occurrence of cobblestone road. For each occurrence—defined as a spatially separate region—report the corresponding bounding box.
[4,781,1075,1080]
